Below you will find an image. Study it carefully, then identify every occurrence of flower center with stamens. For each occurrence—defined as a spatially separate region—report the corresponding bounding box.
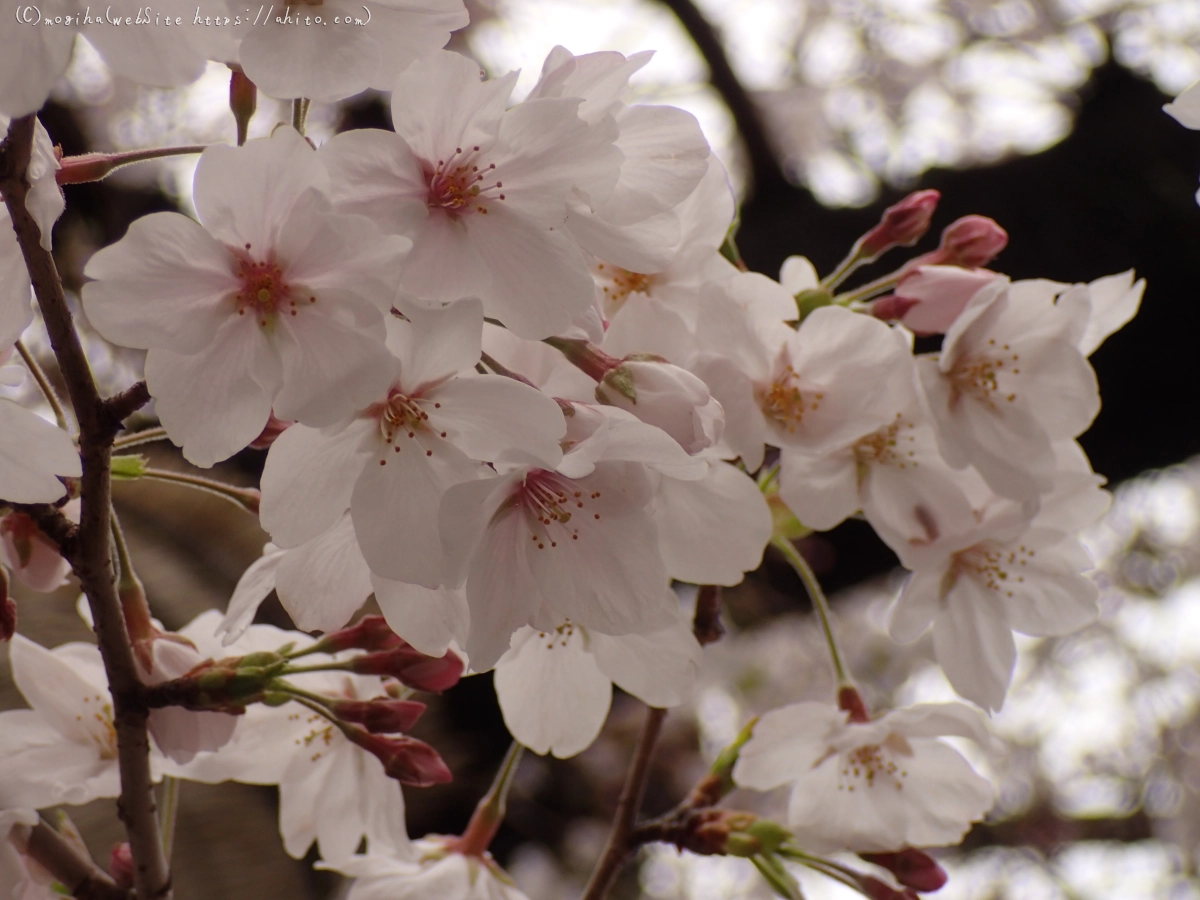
[759,361,823,435]
[953,541,1033,598]
[78,693,118,759]
[231,245,310,327]
[370,389,448,466]
[854,414,917,470]
[949,339,1020,410]
[837,742,906,792]
[513,470,602,550]
[536,622,577,649]
[593,262,655,314]
[424,146,506,217]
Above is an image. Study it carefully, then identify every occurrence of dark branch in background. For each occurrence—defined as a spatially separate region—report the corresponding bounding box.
[693,584,725,646]
[655,0,789,198]
[1,115,172,900]
[25,821,132,900]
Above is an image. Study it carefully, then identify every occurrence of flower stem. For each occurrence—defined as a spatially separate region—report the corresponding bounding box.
[111,511,155,647]
[771,537,852,688]
[158,776,181,861]
[137,468,260,515]
[453,741,526,856]
[15,340,69,431]
[113,426,168,451]
[55,146,209,185]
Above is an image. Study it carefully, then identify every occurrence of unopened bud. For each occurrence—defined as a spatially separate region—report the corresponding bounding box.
[869,294,920,323]
[861,850,947,893]
[935,216,1007,269]
[229,65,258,146]
[886,265,1004,335]
[348,645,464,693]
[861,876,919,900]
[837,685,870,723]
[544,336,621,381]
[596,357,724,454]
[249,413,294,449]
[717,814,792,858]
[331,698,427,734]
[344,727,453,786]
[0,567,14,642]
[317,615,406,653]
[109,843,134,890]
[859,190,940,259]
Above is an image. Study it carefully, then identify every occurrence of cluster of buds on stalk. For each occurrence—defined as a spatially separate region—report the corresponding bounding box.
[311,615,465,693]
[545,337,724,453]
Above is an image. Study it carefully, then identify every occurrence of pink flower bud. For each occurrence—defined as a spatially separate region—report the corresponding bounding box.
[837,685,870,723]
[861,850,948,892]
[109,843,134,890]
[248,413,294,450]
[331,698,427,734]
[320,615,407,653]
[860,190,941,259]
[888,265,1003,335]
[870,294,920,323]
[861,876,919,900]
[229,64,258,146]
[596,357,725,454]
[0,568,14,642]
[935,216,1007,269]
[344,727,453,786]
[349,645,464,693]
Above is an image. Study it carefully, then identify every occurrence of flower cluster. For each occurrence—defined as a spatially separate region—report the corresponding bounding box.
[0,11,1165,900]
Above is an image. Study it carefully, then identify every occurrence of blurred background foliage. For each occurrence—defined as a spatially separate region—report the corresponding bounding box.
[5,0,1200,897]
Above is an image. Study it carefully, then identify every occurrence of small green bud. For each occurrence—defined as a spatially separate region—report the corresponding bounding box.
[794,287,834,320]
[110,454,149,480]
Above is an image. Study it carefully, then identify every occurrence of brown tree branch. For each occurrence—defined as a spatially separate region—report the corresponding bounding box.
[1,115,172,900]
[693,584,724,646]
[655,0,789,197]
[581,706,668,900]
[105,381,151,428]
[24,821,132,900]
[6,502,79,561]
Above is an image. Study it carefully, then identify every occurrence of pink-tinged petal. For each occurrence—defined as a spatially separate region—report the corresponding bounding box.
[271,295,393,427]
[149,702,238,766]
[778,449,859,532]
[27,118,64,251]
[590,617,701,706]
[352,434,480,587]
[883,702,995,746]
[1165,80,1200,127]
[933,579,1017,712]
[464,204,595,340]
[493,98,622,219]
[193,129,329,251]
[275,194,409,311]
[495,625,612,758]
[0,711,121,809]
[895,266,1001,335]
[779,256,818,294]
[691,355,766,470]
[0,23,75,117]
[427,375,566,465]
[895,739,994,847]
[993,532,1098,637]
[143,321,277,468]
[366,0,470,92]
[83,24,208,89]
[438,469,526,587]
[239,23,378,102]
[566,195,680,274]
[390,51,515,162]
[275,515,374,634]
[606,104,709,222]
[278,745,335,858]
[655,461,771,586]
[1075,270,1144,356]
[888,569,947,644]
[10,636,109,747]
[321,129,429,236]
[0,401,79,503]
[261,419,376,548]
[1011,337,1099,440]
[1,510,72,592]
[559,408,705,481]
[398,211,493,306]
[82,212,236,354]
[216,545,286,646]
[733,701,845,790]
[388,299,484,387]
[373,576,469,657]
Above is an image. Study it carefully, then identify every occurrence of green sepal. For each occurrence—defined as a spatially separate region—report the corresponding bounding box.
[110,454,149,480]
[794,287,834,320]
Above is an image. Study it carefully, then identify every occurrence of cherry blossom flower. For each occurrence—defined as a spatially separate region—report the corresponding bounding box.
[595,357,724,454]
[733,702,994,852]
[493,612,701,758]
[176,614,413,864]
[1165,80,1200,128]
[0,634,164,808]
[0,401,80,504]
[915,276,1099,503]
[0,807,58,900]
[259,299,565,590]
[326,838,531,900]
[320,50,623,339]
[82,128,407,467]
[236,0,467,102]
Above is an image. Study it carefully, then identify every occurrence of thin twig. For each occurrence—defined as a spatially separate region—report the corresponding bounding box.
[113,426,168,451]
[1,114,171,900]
[23,820,131,900]
[137,468,260,515]
[15,339,69,430]
[581,706,668,900]
[771,536,851,687]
